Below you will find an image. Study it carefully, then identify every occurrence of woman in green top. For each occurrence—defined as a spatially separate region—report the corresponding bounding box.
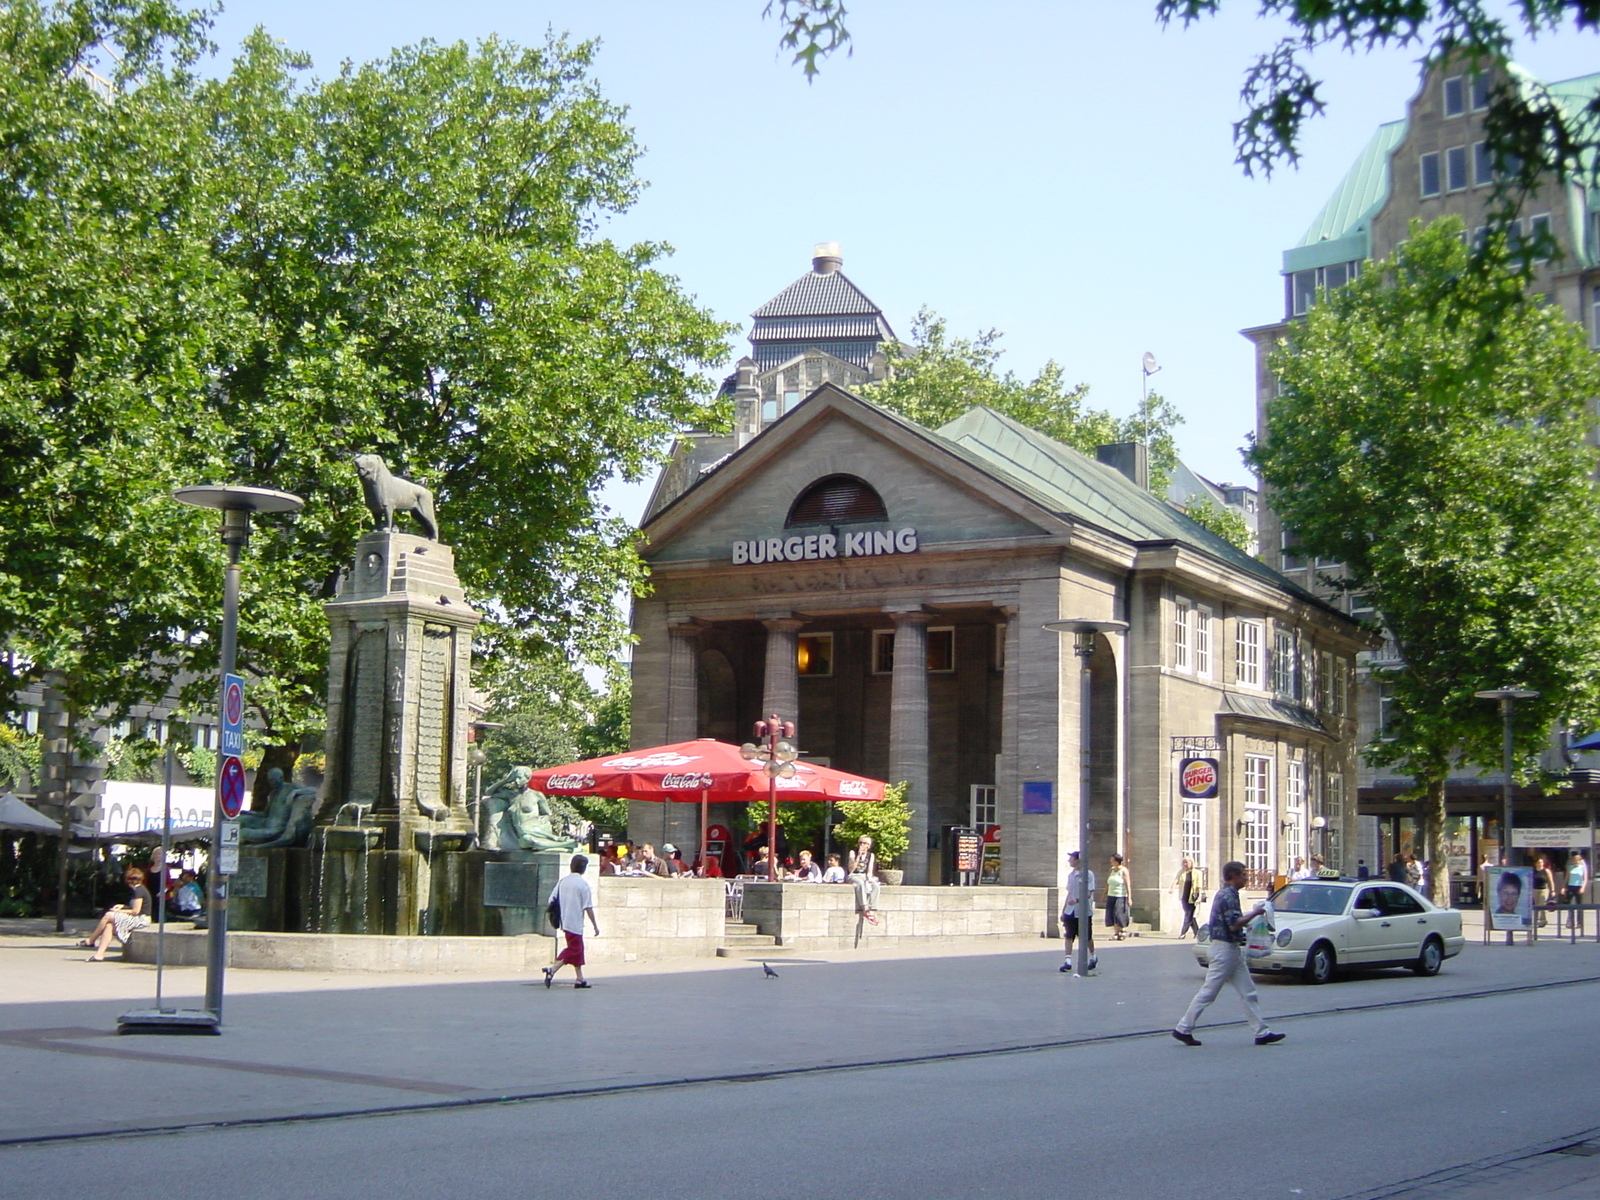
[1105,853,1132,940]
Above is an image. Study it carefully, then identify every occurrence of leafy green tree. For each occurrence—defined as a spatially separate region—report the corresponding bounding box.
[1248,218,1600,899]
[0,4,732,783]
[768,2,1600,191]
[1181,496,1252,552]
[863,309,1182,493]
[477,657,630,829]
[835,782,912,867]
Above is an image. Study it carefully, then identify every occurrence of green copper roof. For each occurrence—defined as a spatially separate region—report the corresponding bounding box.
[933,405,1319,601]
[1284,120,1405,274]
[1286,64,1600,274]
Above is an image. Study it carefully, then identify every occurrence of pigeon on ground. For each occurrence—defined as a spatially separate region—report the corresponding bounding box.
[762,962,779,978]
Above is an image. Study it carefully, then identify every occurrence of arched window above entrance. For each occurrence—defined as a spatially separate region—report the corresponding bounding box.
[785,474,887,526]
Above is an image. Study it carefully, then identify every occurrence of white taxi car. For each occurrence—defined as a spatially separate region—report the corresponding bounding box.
[1193,878,1465,984]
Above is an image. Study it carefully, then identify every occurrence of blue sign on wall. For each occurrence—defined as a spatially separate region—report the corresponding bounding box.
[1022,781,1053,815]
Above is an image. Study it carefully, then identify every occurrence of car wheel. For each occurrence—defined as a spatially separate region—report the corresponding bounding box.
[1412,936,1443,977]
[1303,942,1336,985]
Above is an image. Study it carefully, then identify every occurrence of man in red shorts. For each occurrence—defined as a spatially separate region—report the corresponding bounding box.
[543,854,599,989]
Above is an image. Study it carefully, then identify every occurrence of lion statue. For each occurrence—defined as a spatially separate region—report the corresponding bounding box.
[354,453,438,541]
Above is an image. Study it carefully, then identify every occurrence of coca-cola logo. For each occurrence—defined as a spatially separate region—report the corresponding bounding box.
[601,753,696,769]
[544,773,596,791]
[659,772,714,789]
[838,780,871,797]
[1179,758,1219,798]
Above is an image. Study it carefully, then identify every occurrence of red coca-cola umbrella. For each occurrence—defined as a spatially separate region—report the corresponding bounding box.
[528,737,885,878]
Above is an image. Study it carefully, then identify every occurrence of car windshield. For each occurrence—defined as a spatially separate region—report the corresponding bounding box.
[1271,883,1349,915]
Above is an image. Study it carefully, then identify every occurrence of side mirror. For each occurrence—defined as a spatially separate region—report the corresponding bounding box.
[1352,907,1380,919]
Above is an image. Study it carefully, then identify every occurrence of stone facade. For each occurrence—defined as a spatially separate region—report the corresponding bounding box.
[632,384,1368,931]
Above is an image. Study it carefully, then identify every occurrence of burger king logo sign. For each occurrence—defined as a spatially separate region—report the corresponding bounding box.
[1179,757,1220,799]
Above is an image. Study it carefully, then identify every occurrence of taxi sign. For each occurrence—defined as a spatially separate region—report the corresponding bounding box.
[221,673,245,758]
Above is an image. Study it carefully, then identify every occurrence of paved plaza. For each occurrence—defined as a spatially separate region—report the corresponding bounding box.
[2,916,1599,1198]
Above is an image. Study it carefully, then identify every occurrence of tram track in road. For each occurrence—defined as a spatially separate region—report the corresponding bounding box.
[4,970,1599,1151]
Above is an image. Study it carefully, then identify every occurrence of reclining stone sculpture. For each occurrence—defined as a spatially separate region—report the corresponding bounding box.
[239,767,321,849]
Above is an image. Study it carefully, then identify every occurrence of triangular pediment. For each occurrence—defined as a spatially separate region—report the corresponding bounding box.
[641,384,1068,564]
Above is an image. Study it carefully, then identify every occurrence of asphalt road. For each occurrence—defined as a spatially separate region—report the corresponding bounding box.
[4,926,1599,1198]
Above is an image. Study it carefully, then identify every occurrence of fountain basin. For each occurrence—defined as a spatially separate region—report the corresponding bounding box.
[321,826,383,851]
[414,829,475,855]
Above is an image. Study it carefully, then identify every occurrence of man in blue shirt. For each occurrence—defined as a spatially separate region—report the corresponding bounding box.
[1172,861,1284,1047]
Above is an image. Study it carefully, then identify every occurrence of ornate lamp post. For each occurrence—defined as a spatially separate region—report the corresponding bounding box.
[120,486,301,1033]
[1044,618,1128,979]
[741,714,797,881]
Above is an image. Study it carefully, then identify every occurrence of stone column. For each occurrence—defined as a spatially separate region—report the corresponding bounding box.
[761,616,805,728]
[662,620,704,848]
[888,609,932,884]
[665,621,703,744]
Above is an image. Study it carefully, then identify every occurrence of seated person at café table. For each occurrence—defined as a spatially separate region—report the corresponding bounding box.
[787,849,822,882]
[746,845,777,876]
[822,854,846,883]
[661,843,690,875]
[626,844,670,877]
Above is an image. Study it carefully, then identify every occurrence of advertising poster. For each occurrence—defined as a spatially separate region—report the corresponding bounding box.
[1487,867,1534,930]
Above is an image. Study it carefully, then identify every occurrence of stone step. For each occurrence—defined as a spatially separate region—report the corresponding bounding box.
[719,934,778,948]
[723,922,763,936]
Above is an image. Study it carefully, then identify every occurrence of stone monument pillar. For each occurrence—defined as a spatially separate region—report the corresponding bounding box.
[319,528,483,933]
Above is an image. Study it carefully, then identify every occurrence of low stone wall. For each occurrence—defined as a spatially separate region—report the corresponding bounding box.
[586,875,725,959]
[740,882,1053,949]
[124,929,550,973]
[124,875,728,971]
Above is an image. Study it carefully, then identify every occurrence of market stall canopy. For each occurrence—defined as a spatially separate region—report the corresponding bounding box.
[1571,730,1600,752]
[528,738,886,803]
[0,793,64,833]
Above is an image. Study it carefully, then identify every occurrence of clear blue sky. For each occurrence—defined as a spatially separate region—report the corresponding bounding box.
[208,2,1600,522]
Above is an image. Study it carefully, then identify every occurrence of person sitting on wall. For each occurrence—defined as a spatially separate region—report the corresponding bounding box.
[821,854,846,884]
[82,867,152,961]
[847,835,881,925]
[787,849,822,882]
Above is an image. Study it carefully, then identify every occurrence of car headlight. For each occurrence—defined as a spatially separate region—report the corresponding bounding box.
[1275,928,1293,948]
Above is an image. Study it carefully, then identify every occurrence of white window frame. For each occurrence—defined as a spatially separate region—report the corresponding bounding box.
[1273,628,1298,698]
[1236,619,1264,689]
[871,629,894,675]
[1194,605,1213,679]
[1173,597,1192,673]
[1244,755,1274,877]
[1332,660,1348,717]
[1325,773,1346,868]
[1470,73,1491,112]
[1419,151,1442,198]
[969,784,997,832]
[1318,651,1334,712]
[1287,756,1308,868]
[1442,74,1465,117]
[1181,799,1205,866]
[1445,144,1468,192]
[796,632,834,678]
[926,626,956,673]
[1473,140,1493,187]
[1528,213,1552,262]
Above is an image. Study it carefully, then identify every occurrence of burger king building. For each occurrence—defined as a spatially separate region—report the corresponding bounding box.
[630,382,1369,930]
